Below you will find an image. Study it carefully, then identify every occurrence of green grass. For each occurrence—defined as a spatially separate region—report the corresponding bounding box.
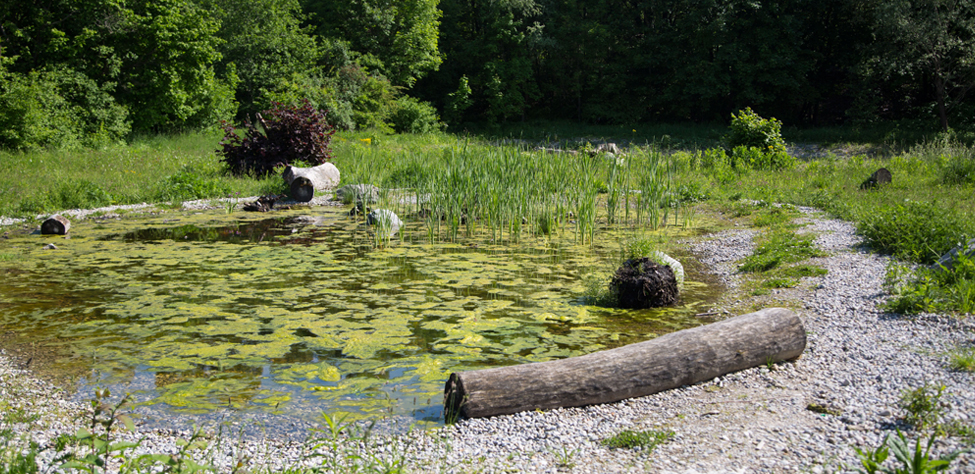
[0,130,284,217]
[762,277,799,289]
[739,230,824,273]
[773,264,828,279]
[601,429,674,450]
[884,255,975,315]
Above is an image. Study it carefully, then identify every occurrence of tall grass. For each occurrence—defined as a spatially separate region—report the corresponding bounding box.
[331,140,683,245]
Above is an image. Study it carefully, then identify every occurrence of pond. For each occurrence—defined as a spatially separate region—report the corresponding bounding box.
[0,204,723,435]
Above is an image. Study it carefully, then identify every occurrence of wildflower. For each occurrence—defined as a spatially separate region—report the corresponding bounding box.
[360,138,372,145]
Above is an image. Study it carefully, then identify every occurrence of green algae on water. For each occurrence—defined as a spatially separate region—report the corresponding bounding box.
[0,206,723,427]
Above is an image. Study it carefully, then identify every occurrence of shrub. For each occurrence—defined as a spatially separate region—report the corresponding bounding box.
[218,100,334,177]
[0,70,82,150]
[724,107,787,154]
[729,146,763,170]
[857,201,973,264]
[390,96,443,134]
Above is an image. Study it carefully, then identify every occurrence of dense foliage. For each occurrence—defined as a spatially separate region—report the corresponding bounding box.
[4,0,975,149]
[218,101,334,177]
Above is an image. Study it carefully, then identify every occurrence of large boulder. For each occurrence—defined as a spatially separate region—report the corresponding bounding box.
[367,209,403,239]
[931,238,975,273]
[611,257,680,309]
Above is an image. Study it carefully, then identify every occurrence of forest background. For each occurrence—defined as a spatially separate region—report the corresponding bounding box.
[3,0,975,150]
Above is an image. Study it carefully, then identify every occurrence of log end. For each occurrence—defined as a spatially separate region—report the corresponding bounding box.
[41,215,70,235]
[443,373,467,422]
[290,177,315,202]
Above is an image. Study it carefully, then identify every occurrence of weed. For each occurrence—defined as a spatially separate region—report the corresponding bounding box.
[52,388,142,474]
[581,272,617,307]
[621,235,657,261]
[306,412,408,473]
[899,384,948,431]
[807,403,842,416]
[225,192,241,214]
[948,346,975,372]
[549,445,577,470]
[601,429,674,450]
[940,420,975,444]
[854,430,966,474]
[763,277,799,289]
[883,254,975,314]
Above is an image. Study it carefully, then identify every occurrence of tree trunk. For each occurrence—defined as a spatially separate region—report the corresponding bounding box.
[41,215,71,235]
[444,307,806,420]
[282,163,340,202]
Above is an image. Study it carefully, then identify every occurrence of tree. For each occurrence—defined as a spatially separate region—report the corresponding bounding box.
[415,0,543,124]
[874,0,975,131]
[114,0,237,131]
[303,0,442,87]
[0,0,236,135]
[198,0,321,118]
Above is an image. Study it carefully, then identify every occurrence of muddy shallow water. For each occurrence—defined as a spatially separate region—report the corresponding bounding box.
[0,205,723,431]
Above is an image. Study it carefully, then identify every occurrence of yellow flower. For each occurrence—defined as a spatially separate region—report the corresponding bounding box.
[360,138,372,145]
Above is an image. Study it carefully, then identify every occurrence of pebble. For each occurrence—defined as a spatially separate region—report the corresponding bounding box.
[1,206,973,473]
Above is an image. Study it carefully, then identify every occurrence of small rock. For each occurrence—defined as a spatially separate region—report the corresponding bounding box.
[367,209,403,239]
[43,243,58,250]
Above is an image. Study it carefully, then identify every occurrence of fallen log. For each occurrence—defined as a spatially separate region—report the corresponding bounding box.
[444,307,805,420]
[41,215,71,235]
[282,163,340,202]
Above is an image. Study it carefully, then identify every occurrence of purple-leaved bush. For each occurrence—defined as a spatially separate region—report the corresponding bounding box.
[219,100,334,177]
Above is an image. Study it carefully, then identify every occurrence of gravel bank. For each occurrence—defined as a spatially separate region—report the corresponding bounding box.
[1,207,973,473]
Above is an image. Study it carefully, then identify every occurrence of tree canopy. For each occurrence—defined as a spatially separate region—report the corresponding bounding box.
[3,0,975,149]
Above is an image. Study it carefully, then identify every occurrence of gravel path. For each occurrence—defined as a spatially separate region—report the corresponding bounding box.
[2,207,973,473]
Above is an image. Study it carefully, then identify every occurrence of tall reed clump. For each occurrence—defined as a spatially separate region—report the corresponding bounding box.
[331,140,679,244]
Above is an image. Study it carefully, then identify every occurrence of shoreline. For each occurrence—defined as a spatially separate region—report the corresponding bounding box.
[1,204,973,473]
